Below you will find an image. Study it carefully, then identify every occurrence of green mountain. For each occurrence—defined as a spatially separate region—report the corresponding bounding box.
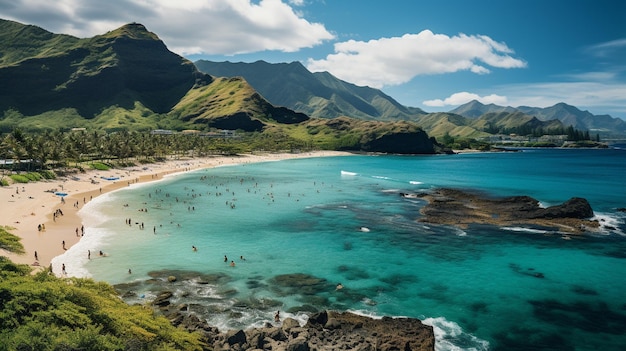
[0,19,439,154]
[450,100,626,136]
[0,19,311,133]
[194,60,426,121]
[0,20,203,118]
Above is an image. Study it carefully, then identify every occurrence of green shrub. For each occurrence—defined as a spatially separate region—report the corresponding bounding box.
[1,179,8,186]
[90,162,110,170]
[39,170,56,179]
[9,174,30,183]
[24,172,42,181]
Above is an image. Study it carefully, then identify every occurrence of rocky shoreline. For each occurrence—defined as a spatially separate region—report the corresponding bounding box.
[153,293,435,351]
[404,188,599,235]
[115,270,436,350]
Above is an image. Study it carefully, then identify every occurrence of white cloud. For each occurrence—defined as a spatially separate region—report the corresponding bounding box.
[306,30,526,88]
[0,0,334,55]
[423,92,508,107]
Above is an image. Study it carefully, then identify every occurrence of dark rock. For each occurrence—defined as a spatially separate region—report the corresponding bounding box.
[416,188,599,234]
[226,329,247,346]
[151,291,173,306]
[267,327,288,342]
[531,197,594,219]
[286,337,310,351]
[306,310,328,327]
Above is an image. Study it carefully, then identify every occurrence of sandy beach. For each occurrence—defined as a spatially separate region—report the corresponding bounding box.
[1,151,350,271]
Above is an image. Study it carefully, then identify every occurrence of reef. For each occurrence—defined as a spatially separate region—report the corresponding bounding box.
[407,188,599,234]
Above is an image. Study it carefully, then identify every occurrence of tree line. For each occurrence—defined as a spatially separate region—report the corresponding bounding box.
[482,123,599,141]
[0,129,312,173]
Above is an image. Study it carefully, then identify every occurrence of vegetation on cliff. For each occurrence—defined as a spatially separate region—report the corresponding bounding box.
[0,228,204,351]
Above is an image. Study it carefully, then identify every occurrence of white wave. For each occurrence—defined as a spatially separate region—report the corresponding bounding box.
[372,175,391,180]
[502,226,549,234]
[454,228,467,237]
[381,188,401,193]
[594,212,625,236]
[409,180,423,185]
[340,170,358,176]
[422,317,490,351]
[50,226,110,278]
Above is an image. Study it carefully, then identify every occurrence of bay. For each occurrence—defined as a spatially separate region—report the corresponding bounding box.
[64,148,626,350]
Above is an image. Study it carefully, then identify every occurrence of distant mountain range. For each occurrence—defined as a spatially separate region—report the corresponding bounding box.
[195,60,626,138]
[450,100,626,136]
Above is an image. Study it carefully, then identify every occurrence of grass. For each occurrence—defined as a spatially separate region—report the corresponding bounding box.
[90,162,110,170]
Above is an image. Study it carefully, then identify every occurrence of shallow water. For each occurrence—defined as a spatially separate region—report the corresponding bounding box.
[56,149,626,350]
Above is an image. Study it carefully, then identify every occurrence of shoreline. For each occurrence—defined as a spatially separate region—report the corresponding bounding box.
[1,151,351,272]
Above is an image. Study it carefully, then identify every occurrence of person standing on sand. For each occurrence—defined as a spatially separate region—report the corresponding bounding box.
[34,251,38,261]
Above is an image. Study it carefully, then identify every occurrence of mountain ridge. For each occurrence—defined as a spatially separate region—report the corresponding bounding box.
[194,60,426,121]
[450,100,626,135]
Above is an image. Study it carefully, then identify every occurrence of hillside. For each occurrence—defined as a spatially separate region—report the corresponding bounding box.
[0,20,204,119]
[194,60,426,121]
[451,100,626,136]
[170,76,309,131]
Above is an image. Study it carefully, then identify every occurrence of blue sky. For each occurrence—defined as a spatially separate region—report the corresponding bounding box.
[1,0,625,119]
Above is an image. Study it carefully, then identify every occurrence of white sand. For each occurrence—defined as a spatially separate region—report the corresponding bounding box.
[1,151,350,270]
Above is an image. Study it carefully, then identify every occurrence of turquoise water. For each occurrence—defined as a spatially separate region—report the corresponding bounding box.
[58,149,626,350]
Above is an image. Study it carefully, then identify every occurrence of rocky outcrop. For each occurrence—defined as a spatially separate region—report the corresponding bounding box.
[361,130,437,154]
[155,294,435,351]
[411,188,598,234]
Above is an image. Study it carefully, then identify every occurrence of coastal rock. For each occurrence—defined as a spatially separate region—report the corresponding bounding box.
[529,197,594,219]
[415,188,598,234]
[153,308,434,351]
[152,291,173,307]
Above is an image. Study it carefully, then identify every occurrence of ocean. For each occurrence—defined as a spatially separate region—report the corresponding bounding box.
[55,148,626,350]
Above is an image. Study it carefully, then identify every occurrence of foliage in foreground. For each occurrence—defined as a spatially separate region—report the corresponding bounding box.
[0,258,204,351]
[0,226,25,255]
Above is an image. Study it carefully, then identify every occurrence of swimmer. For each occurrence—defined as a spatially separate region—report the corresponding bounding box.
[230,260,235,267]
[224,255,228,262]
[192,246,197,252]
[336,283,344,290]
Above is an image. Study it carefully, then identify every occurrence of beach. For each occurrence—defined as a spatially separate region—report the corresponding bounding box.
[1,151,350,271]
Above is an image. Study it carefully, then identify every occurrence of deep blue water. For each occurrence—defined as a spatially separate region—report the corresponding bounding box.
[59,148,626,350]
